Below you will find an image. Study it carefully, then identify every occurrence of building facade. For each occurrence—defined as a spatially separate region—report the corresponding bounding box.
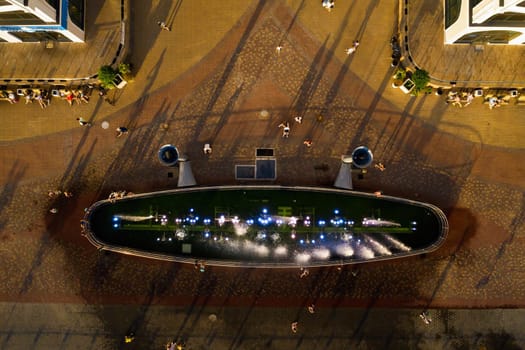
[445,0,525,44]
[0,0,84,43]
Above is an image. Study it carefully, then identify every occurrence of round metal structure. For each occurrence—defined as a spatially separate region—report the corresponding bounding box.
[158,144,179,166]
[351,146,374,168]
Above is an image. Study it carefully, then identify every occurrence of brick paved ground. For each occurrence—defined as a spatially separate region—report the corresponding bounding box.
[0,0,525,349]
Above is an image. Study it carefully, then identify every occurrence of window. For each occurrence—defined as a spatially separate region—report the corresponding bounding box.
[445,0,462,28]
[455,30,522,44]
[68,0,84,30]
[482,12,525,26]
[45,0,58,9]
[0,11,47,25]
[8,30,71,42]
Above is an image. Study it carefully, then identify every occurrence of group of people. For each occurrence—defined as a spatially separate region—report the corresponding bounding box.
[1,86,94,108]
[64,89,90,106]
[447,91,474,108]
[1,89,51,109]
[48,189,73,214]
[322,0,335,11]
[165,341,184,350]
[108,190,132,203]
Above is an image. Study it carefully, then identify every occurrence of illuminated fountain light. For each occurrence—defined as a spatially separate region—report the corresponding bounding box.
[362,217,401,227]
[256,232,267,240]
[363,234,392,256]
[289,217,298,227]
[233,222,248,236]
[175,229,186,239]
[203,218,212,225]
[243,241,270,257]
[304,216,311,227]
[341,233,352,241]
[335,243,354,257]
[274,245,288,257]
[382,234,411,251]
[330,218,344,226]
[312,248,330,260]
[295,252,311,264]
[114,215,154,222]
[355,245,375,259]
[258,217,271,225]
[270,233,280,242]
[218,215,226,226]
[232,216,240,224]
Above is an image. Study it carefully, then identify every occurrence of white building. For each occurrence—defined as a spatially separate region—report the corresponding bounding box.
[0,0,84,43]
[445,0,525,44]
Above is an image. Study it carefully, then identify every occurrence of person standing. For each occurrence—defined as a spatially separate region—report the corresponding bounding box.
[157,21,171,31]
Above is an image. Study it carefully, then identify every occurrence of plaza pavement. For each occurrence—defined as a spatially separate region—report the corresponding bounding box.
[0,0,525,349]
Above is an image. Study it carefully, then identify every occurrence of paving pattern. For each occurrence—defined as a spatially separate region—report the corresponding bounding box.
[0,0,525,348]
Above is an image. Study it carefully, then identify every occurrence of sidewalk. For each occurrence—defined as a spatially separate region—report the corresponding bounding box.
[0,0,123,82]
[404,1,525,87]
[0,302,524,349]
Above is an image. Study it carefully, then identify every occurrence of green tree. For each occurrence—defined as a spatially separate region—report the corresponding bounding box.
[118,63,133,81]
[97,65,118,89]
[412,69,430,95]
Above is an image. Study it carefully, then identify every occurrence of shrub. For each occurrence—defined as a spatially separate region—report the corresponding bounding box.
[98,65,118,89]
[411,69,430,96]
[118,63,133,81]
[412,69,430,88]
[393,67,406,81]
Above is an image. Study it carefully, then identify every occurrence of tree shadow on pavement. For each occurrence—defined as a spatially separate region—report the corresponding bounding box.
[128,0,171,76]
[0,160,27,236]
[476,193,525,289]
[190,0,267,144]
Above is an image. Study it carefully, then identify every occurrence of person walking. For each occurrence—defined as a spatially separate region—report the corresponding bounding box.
[76,117,91,126]
[116,126,129,138]
[157,21,171,31]
[345,40,360,55]
[307,304,315,314]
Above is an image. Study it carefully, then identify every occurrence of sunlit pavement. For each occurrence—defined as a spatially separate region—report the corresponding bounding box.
[0,0,524,349]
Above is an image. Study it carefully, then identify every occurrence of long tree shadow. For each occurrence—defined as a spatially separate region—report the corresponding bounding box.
[476,193,525,289]
[192,0,267,141]
[0,160,27,234]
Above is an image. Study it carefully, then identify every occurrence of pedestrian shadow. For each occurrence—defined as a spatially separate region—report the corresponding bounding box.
[128,0,171,75]
[276,0,305,47]
[165,0,184,28]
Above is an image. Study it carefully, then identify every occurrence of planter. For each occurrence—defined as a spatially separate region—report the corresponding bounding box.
[113,74,128,89]
[392,79,403,88]
[399,78,415,94]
